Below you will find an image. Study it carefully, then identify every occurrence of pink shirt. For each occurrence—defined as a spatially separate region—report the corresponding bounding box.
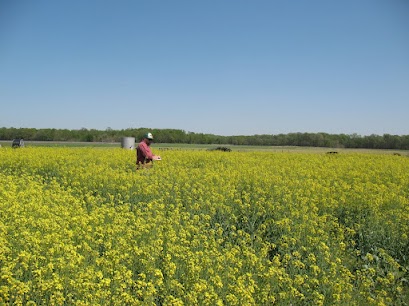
[136,140,153,164]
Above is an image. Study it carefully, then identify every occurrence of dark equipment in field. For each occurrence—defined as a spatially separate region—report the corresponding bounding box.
[12,138,24,148]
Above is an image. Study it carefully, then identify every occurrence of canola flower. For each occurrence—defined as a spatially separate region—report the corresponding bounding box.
[0,147,408,305]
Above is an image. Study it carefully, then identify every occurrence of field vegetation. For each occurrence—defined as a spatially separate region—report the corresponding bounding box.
[1,127,409,150]
[1,147,408,305]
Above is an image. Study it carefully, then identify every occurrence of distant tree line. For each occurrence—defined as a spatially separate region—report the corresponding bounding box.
[1,127,409,150]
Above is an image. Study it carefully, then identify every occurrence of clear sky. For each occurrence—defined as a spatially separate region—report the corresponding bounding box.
[1,0,408,136]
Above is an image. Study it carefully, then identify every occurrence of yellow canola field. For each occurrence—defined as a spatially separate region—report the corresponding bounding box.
[0,147,408,305]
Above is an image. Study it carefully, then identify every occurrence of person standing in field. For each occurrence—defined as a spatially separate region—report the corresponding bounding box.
[136,132,161,169]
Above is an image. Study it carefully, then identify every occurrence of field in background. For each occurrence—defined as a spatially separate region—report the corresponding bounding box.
[1,140,408,155]
[1,147,408,305]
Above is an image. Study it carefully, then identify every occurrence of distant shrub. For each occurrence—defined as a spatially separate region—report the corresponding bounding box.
[208,146,232,152]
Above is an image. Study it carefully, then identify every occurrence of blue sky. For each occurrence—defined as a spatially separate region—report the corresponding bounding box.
[1,0,408,136]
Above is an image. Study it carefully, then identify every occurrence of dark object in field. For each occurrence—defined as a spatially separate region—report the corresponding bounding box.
[12,138,24,148]
[209,146,232,152]
[393,153,401,156]
[326,151,338,154]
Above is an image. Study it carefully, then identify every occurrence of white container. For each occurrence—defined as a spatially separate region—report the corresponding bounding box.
[121,137,135,149]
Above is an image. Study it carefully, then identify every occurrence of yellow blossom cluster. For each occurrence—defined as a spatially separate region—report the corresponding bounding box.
[0,147,408,305]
